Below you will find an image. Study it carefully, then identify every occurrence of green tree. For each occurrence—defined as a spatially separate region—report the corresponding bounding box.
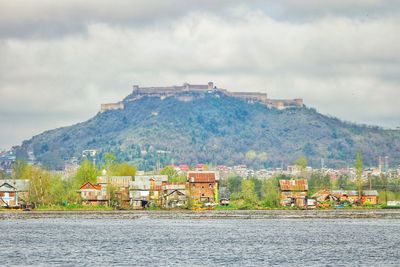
[160,166,178,181]
[241,179,258,206]
[26,165,52,205]
[245,150,257,160]
[261,177,279,207]
[75,159,99,186]
[12,160,28,179]
[355,152,363,199]
[104,152,117,172]
[227,175,242,194]
[295,155,308,170]
[48,175,66,205]
[111,162,137,177]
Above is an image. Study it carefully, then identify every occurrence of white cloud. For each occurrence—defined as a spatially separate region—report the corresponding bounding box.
[0,1,399,149]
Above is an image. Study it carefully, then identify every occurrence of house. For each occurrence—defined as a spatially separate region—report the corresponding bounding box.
[311,190,339,204]
[347,191,360,203]
[161,183,188,208]
[129,175,168,209]
[279,179,308,207]
[78,181,107,206]
[187,171,219,204]
[0,179,30,208]
[362,190,379,205]
[178,164,190,172]
[78,176,132,206]
[97,176,132,206]
[312,190,379,206]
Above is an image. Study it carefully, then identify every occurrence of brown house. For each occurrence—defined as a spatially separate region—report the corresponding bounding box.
[78,181,107,206]
[279,179,308,207]
[187,171,219,204]
[361,190,379,205]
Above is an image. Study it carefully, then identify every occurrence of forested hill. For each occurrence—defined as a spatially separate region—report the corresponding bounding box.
[16,91,400,170]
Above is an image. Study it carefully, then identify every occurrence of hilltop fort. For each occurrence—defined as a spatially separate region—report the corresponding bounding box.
[100,82,304,112]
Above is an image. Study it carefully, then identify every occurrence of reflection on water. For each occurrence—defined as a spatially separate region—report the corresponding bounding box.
[0,218,399,266]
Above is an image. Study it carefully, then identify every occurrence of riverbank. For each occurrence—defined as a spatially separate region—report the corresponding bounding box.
[1,209,400,219]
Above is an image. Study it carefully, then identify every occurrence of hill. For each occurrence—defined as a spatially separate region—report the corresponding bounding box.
[15,87,400,170]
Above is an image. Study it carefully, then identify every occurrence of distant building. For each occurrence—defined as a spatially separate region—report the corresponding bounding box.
[161,183,188,208]
[187,171,219,204]
[78,181,107,206]
[78,175,132,206]
[361,190,379,205]
[0,179,30,208]
[129,175,168,209]
[279,179,308,207]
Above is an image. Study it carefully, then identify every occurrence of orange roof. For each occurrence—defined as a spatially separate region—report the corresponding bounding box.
[80,181,101,191]
[279,179,308,191]
[188,172,216,183]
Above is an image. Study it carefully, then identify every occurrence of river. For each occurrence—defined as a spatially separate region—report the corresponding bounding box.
[0,213,399,266]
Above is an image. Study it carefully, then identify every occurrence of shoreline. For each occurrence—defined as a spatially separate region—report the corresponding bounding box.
[1,209,400,219]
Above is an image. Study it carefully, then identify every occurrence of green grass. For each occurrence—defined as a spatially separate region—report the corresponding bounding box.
[36,204,114,211]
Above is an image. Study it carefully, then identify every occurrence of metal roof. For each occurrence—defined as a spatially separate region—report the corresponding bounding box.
[279,179,308,191]
[0,179,29,192]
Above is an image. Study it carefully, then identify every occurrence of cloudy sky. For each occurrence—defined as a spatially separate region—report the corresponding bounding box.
[0,0,399,150]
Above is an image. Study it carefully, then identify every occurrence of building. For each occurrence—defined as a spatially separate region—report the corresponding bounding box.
[129,175,168,208]
[78,181,107,206]
[361,190,379,205]
[279,179,308,207]
[0,179,30,208]
[187,171,219,204]
[78,176,132,206]
[161,183,188,208]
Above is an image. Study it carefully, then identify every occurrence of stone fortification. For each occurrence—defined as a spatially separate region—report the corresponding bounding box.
[100,102,124,112]
[100,82,304,111]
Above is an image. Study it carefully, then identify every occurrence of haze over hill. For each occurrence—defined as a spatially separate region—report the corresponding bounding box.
[14,83,400,170]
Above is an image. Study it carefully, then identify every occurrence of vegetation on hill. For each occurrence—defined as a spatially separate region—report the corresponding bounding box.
[15,92,400,170]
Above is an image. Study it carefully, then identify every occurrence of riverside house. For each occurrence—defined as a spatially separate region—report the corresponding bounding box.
[279,179,308,207]
[129,175,168,209]
[187,171,219,204]
[311,189,379,205]
[161,183,188,208]
[78,181,107,206]
[79,175,132,206]
[0,179,30,208]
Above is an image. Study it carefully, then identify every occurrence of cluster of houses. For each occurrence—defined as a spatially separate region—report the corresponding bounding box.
[279,179,379,208]
[78,171,219,209]
[0,174,384,210]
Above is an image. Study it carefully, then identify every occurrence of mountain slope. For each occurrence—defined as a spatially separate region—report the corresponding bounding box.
[17,92,400,170]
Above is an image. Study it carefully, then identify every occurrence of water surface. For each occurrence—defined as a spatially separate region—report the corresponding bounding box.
[1,218,399,266]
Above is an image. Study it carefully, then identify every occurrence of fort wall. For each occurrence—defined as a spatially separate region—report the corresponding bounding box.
[101,82,304,111]
[100,102,124,112]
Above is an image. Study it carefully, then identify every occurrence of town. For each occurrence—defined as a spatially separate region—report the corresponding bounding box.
[1,149,400,211]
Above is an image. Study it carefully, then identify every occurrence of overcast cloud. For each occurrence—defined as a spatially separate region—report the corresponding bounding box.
[0,0,399,149]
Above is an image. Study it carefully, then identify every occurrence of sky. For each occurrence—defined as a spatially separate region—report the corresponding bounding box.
[0,0,399,150]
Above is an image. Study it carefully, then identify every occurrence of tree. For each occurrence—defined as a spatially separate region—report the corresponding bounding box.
[12,160,28,179]
[241,179,258,206]
[25,165,52,205]
[104,152,117,172]
[75,159,99,187]
[160,166,178,180]
[295,156,308,170]
[245,150,257,160]
[355,152,363,199]
[111,162,137,177]
[261,177,279,208]
[227,175,242,194]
